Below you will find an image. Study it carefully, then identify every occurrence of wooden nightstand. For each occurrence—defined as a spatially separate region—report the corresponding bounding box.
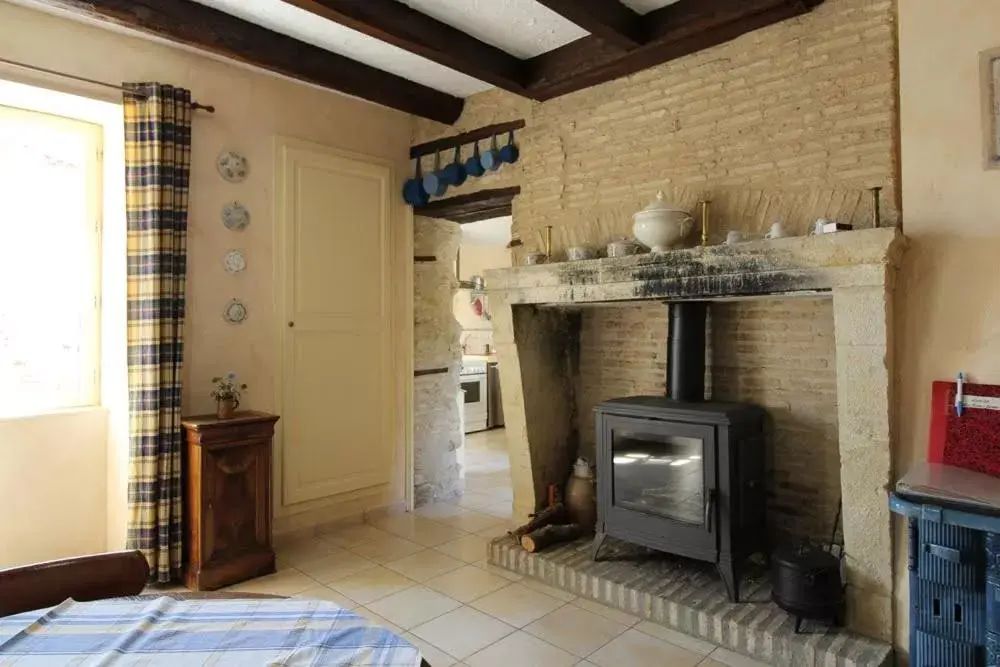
[181,411,279,591]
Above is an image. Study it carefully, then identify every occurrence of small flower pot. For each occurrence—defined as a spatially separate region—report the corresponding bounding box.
[216,397,239,419]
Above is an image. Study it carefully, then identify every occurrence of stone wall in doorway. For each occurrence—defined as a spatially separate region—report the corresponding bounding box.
[413,218,463,506]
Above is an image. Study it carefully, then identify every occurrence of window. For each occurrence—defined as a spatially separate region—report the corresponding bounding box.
[0,104,102,417]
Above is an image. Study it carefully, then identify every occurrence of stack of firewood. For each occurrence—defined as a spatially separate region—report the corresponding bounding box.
[507,485,584,553]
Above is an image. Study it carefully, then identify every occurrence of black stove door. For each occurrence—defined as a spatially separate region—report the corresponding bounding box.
[599,415,717,560]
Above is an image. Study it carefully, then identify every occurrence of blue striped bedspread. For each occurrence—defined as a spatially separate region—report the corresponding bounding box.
[0,597,422,665]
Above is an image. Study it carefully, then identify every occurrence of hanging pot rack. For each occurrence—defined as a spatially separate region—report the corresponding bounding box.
[409,118,523,160]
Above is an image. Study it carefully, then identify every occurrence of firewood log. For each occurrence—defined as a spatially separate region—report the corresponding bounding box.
[521,524,583,553]
[507,503,567,543]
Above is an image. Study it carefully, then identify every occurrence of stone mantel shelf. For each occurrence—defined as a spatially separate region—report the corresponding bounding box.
[485,227,905,305]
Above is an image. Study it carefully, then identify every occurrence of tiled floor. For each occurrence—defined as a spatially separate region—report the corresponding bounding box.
[219,429,768,666]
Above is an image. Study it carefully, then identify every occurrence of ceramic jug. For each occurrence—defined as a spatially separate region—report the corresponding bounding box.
[565,458,597,533]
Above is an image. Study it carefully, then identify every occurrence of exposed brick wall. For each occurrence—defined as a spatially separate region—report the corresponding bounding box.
[413,0,898,256]
[710,298,841,542]
[573,298,840,542]
[576,304,668,459]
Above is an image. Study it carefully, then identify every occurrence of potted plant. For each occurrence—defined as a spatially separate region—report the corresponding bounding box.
[210,372,246,419]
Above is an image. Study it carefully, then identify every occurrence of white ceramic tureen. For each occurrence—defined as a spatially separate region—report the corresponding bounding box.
[632,191,693,252]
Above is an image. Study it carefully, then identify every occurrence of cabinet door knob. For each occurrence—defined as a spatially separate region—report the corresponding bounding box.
[288,321,295,328]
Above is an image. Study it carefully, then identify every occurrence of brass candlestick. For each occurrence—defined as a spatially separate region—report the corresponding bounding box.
[868,186,883,229]
[545,225,553,258]
[700,200,711,246]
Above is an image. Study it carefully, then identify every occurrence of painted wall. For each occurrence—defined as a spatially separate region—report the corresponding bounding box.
[0,1,415,545]
[895,0,1000,655]
[456,242,510,354]
[0,410,108,568]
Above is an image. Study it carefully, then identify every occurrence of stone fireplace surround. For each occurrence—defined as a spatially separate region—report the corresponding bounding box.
[484,227,904,642]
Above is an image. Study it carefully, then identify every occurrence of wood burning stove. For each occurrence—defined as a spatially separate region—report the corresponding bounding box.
[592,302,768,602]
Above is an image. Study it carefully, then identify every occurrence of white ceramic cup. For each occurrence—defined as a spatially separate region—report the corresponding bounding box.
[764,222,787,240]
[724,230,743,245]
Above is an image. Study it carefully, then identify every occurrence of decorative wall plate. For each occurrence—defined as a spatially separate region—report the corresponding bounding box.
[223,299,248,324]
[217,150,249,182]
[224,249,246,273]
[222,201,250,231]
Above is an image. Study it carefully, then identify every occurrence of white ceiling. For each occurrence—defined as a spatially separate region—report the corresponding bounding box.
[191,0,682,98]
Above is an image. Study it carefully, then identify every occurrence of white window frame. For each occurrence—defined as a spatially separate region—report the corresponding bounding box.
[0,103,103,416]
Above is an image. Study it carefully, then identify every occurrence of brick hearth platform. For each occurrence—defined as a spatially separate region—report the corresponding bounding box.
[488,536,892,667]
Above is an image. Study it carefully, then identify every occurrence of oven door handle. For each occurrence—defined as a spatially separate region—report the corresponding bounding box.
[704,489,716,532]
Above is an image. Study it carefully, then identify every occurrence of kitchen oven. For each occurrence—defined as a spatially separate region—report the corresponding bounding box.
[461,360,488,433]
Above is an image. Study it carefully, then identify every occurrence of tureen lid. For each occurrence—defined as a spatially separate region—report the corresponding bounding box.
[636,190,688,215]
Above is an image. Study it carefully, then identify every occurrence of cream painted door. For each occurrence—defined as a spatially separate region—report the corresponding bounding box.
[276,138,392,507]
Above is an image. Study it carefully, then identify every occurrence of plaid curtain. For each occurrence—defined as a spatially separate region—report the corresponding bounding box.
[123,83,192,583]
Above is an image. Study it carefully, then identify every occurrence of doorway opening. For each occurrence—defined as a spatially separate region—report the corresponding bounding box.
[454,216,512,516]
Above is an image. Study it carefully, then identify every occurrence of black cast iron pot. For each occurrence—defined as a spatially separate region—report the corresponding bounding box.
[771,542,845,631]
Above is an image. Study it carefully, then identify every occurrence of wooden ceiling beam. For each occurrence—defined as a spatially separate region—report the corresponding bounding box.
[414,187,521,224]
[526,0,821,101]
[532,0,645,50]
[282,0,528,94]
[37,0,464,124]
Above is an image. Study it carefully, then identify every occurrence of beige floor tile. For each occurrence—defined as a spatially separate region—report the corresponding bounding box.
[225,568,316,597]
[470,582,567,628]
[328,566,416,605]
[292,585,357,609]
[574,661,599,666]
[348,533,426,564]
[458,491,499,510]
[518,578,577,603]
[635,621,718,657]
[524,603,629,657]
[703,647,772,667]
[405,520,470,547]
[353,606,406,636]
[432,510,507,533]
[367,512,425,537]
[322,524,389,548]
[571,598,641,625]
[366,586,462,630]
[411,607,515,660]
[698,660,728,667]
[386,549,465,582]
[588,628,703,667]
[296,550,377,584]
[472,560,523,582]
[374,513,470,546]
[402,632,459,667]
[479,502,514,519]
[465,631,577,667]
[434,534,490,563]
[274,536,345,567]
[415,502,476,521]
[425,565,514,603]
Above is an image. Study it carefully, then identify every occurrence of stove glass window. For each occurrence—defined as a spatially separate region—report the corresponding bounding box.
[612,430,704,525]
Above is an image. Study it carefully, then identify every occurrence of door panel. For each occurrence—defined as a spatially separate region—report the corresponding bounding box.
[277,140,392,507]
